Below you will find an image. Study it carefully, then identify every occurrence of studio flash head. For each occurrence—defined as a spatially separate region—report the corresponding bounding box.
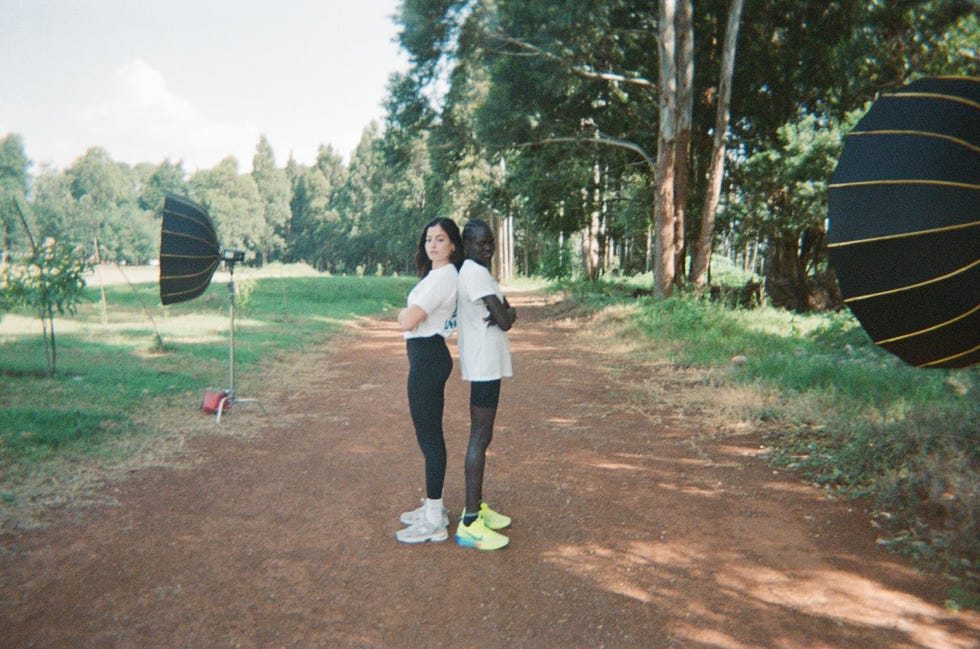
[221,249,246,263]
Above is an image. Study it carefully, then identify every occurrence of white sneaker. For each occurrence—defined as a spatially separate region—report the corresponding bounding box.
[399,500,449,527]
[395,518,449,544]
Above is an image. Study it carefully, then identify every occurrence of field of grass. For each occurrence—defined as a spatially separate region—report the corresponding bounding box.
[0,264,414,523]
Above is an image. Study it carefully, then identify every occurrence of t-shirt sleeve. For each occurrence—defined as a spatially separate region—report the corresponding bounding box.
[461,264,497,303]
[410,269,456,314]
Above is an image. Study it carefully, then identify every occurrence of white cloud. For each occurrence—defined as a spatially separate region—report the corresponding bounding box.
[83,59,259,171]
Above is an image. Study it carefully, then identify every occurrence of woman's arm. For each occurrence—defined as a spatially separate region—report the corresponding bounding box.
[398,305,427,332]
[482,295,516,331]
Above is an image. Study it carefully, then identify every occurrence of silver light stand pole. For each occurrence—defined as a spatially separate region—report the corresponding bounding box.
[215,259,265,423]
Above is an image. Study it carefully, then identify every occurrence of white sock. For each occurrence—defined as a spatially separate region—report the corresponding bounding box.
[425,498,444,526]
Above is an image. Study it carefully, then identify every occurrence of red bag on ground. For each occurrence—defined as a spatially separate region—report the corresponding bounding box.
[202,390,231,414]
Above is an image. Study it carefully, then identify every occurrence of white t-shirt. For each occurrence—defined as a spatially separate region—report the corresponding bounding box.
[403,263,458,339]
[457,259,513,381]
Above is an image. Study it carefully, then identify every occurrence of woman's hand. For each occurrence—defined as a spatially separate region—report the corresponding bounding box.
[398,305,427,332]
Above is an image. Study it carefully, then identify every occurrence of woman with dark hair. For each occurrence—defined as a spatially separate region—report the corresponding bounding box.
[454,219,516,551]
[395,217,465,544]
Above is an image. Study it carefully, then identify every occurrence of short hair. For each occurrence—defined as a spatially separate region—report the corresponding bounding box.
[462,218,491,243]
[414,217,464,276]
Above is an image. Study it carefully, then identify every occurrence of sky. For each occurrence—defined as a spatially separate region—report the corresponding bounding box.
[0,0,408,174]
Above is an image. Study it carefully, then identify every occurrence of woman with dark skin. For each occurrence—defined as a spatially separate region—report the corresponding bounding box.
[454,219,516,550]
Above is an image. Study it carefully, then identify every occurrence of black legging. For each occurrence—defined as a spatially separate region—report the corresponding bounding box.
[406,335,452,500]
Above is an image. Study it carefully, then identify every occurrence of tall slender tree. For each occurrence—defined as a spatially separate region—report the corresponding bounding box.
[0,134,31,257]
[189,157,263,256]
[689,0,744,286]
[252,135,292,265]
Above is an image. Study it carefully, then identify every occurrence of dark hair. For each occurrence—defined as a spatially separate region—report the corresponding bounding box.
[414,217,464,276]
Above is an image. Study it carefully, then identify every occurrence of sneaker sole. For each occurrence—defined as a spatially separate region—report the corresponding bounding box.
[454,535,509,551]
[396,530,449,544]
[400,513,450,527]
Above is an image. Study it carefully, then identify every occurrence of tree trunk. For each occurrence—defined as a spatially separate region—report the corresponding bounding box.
[646,223,654,273]
[690,0,745,286]
[582,221,599,281]
[764,230,810,313]
[764,226,843,313]
[42,304,57,376]
[655,0,678,298]
[93,237,108,326]
[673,0,694,282]
[497,214,514,281]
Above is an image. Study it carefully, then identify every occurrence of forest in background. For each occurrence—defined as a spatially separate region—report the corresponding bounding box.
[0,1,976,311]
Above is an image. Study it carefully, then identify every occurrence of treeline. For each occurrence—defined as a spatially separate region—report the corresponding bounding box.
[0,129,427,277]
[1,1,975,309]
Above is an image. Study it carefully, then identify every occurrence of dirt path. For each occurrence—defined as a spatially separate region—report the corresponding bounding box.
[2,293,978,648]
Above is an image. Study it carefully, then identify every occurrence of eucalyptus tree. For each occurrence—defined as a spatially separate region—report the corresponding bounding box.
[332,126,384,272]
[393,0,973,299]
[722,0,976,308]
[395,0,707,290]
[188,157,264,258]
[335,121,436,275]
[285,145,348,271]
[0,134,31,256]
[251,135,292,265]
[376,124,438,274]
[688,0,744,286]
[62,148,127,261]
[139,159,189,213]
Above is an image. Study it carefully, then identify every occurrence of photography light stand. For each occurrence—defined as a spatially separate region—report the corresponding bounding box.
[213,250,266,423]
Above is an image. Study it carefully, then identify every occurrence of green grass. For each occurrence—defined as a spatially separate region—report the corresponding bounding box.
[1,269,414,464]
[0,408,126,460]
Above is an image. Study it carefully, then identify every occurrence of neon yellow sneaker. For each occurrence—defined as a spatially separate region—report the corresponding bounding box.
[460,503,511,530]
[478,502,511,530]
[455,516,509,550]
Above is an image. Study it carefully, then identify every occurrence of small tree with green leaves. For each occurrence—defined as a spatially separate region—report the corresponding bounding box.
[1,237,93,376]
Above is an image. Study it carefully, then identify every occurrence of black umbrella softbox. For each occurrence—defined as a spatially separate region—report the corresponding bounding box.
[160,194,221,305]
[827,76,979,369]
[158,194,263,420]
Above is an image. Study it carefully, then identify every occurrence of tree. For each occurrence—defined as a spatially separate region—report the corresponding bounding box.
[189,157,263,257]
[139,160,188,212]
[56,148,154,264]
[724,0,976,308]
[0,220,93,375]
[391,0,974,296]
[0,134,31,258]
[655,0,679,297]
[735,111,857,312]
[251,135,292,265]
[397,0,665,279]
[689,0,744,286]
[284,145,349,271]
[334,126,389,273]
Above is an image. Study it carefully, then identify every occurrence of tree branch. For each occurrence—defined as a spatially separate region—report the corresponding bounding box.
[516,133,657,176]
[488,33,656,90]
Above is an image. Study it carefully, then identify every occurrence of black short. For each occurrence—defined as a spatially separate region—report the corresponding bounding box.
[469,380,501,409]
